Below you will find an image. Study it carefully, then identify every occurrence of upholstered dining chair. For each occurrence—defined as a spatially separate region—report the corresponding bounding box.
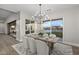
[27,37,37,55]
[23,36,29,54]
[23,36,29,48]
[35,40,49,55]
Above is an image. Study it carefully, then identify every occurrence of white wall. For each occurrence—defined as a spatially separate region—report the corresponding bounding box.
[49,7,79,46]
[0,20,5,33]
[0,20,5,23]
[18,11,31,41]
[16,12,20,41]
[0,22,5,33]
[6,14,17,23]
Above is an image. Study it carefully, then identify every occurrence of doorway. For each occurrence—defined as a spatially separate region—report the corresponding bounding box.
[7,20,16,38]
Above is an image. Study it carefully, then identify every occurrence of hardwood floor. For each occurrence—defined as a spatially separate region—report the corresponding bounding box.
[0,34,19,55]
[72,46,79,55]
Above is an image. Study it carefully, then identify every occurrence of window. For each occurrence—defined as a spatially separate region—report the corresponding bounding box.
[25,19,35,34]
[43,18,63,38]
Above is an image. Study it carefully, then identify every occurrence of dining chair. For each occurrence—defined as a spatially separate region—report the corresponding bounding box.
[27,37,37,54]
[23,36,29,48]
[35,40,49,55]
[23,36,30,54]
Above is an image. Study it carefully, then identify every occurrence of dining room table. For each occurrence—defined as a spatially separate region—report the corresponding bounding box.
[27,34,61,54]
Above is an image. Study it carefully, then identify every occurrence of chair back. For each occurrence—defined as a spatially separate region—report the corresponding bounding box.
[23,36,29,49]
[28,37,37,54]
[35,40,49,55]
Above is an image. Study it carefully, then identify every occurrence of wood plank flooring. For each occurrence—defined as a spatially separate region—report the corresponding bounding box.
[72,46,79,55]
[0,34,19,55]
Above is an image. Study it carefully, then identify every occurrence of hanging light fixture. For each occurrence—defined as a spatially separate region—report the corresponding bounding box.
[32,4,51,33]
[32,4,50,24]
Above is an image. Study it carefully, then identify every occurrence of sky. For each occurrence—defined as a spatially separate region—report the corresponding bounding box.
[43,20,63,27]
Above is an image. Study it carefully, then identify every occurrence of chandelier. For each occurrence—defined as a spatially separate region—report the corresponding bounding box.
[32,4,50,24]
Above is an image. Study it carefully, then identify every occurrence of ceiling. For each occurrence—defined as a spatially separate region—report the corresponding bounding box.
[0,4,79,20]
[0,8,16,21]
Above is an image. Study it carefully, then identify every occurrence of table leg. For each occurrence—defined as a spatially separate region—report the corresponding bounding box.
[47,43,54,55]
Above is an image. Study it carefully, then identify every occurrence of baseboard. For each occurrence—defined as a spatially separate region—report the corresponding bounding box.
[63,41,79,47]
